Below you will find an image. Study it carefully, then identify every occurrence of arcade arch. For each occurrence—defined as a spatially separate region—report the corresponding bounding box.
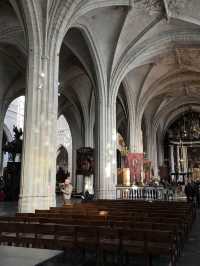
[0,0,200,210]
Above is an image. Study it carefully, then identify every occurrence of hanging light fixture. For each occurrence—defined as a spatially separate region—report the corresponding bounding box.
[171,106,200,142]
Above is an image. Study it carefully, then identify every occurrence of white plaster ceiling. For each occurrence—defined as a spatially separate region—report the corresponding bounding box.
[1,0,200,144]
[0,0,26,105]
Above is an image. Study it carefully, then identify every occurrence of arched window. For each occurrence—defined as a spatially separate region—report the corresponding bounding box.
[57,115,72,178]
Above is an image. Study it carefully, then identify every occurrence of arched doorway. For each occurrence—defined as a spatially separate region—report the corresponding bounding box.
[58,27,96,195]
[116,84,130,186]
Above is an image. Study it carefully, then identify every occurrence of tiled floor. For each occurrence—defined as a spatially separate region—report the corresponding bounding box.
[0,201,18,216]
[0,194,81,216]
[0,246,62,266]
[177,209,200,266]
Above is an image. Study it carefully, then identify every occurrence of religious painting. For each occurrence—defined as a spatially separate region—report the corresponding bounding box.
[187,147,200,181]
[76,147,94,175]
[125,153,144,184]
[187,147,200,169]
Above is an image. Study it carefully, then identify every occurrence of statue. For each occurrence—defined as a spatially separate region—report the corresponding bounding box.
[59,179,73,205]
[13,126,23,141]
[2,126,23,201]
[3,126,23,162]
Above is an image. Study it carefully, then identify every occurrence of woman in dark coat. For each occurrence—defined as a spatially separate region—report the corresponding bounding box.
[184,180,195,203]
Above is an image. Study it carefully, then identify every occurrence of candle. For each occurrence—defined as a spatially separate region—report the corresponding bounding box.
[123,168,130,186]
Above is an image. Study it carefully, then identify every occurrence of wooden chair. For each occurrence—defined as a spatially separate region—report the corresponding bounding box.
[98,227,121,265]
[54,224,76,250]
[145,230,177,266]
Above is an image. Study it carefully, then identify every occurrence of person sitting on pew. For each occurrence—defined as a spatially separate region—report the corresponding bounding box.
[0,190,5,201]
[194,180,200,208]
[81,190,94,202]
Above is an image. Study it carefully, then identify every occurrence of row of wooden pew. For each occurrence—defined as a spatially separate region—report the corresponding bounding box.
[0,200,196,266]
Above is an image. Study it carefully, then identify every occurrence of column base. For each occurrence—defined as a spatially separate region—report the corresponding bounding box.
[18,194,56,213]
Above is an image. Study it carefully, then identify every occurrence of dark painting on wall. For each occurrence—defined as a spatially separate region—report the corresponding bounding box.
[76,147,94,175]
[187,147,200,168]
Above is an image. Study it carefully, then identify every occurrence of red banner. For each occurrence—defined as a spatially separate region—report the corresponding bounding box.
[125,153,144,184]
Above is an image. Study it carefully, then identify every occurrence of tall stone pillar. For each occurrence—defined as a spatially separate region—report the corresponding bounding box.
[0,117,4,176]
[105,102,117,198]
[18,51,59,212]
[129,110,136,153]
[157,134,164,167]
[0,102,7,176]
[95,99,117,199]
[149,133,159,177]
[183,146,188,173]
[169,145,175,173]
[177,145,180,172]
[130,116,143,153]
[71,145,76,188]
[85,120,94,148]
[85,96,95,149]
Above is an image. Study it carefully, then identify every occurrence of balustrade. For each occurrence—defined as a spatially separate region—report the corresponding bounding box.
[116,186,166,200]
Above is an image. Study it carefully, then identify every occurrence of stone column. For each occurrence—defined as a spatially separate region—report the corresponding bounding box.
[157,135,164,167]
[0,102,6,176]
[177,145,180,172]
[105,102,117,199]
[95,99,117,199]
[180,145,187,173]
[85,118,94,148]
[129,120,143,153]
[146,120,154,162]
[0,124,4,176]
[129,112,136,153]
[184,146,188,182]
[184,146,188,173]
[71,146,76,189]
[169,145,175,173]
[18,51,59,212]
[94,99,105,199]
[150,133,159,177]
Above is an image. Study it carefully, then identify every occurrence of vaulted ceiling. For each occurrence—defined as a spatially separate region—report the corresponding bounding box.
[0,0,200,145]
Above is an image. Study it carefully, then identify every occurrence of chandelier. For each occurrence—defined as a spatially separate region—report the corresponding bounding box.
[168,107,200,141]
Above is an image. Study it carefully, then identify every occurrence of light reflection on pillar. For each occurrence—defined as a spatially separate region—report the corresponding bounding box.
[105,162,111,179]
[112,128,117,141]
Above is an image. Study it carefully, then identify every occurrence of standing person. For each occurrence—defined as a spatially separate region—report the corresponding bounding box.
[162,179,169,200]
[184,179,195,203]
[0,190,5,201]
[81,190,94,202]
[194,180,200,208]
[59,179,73,205]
